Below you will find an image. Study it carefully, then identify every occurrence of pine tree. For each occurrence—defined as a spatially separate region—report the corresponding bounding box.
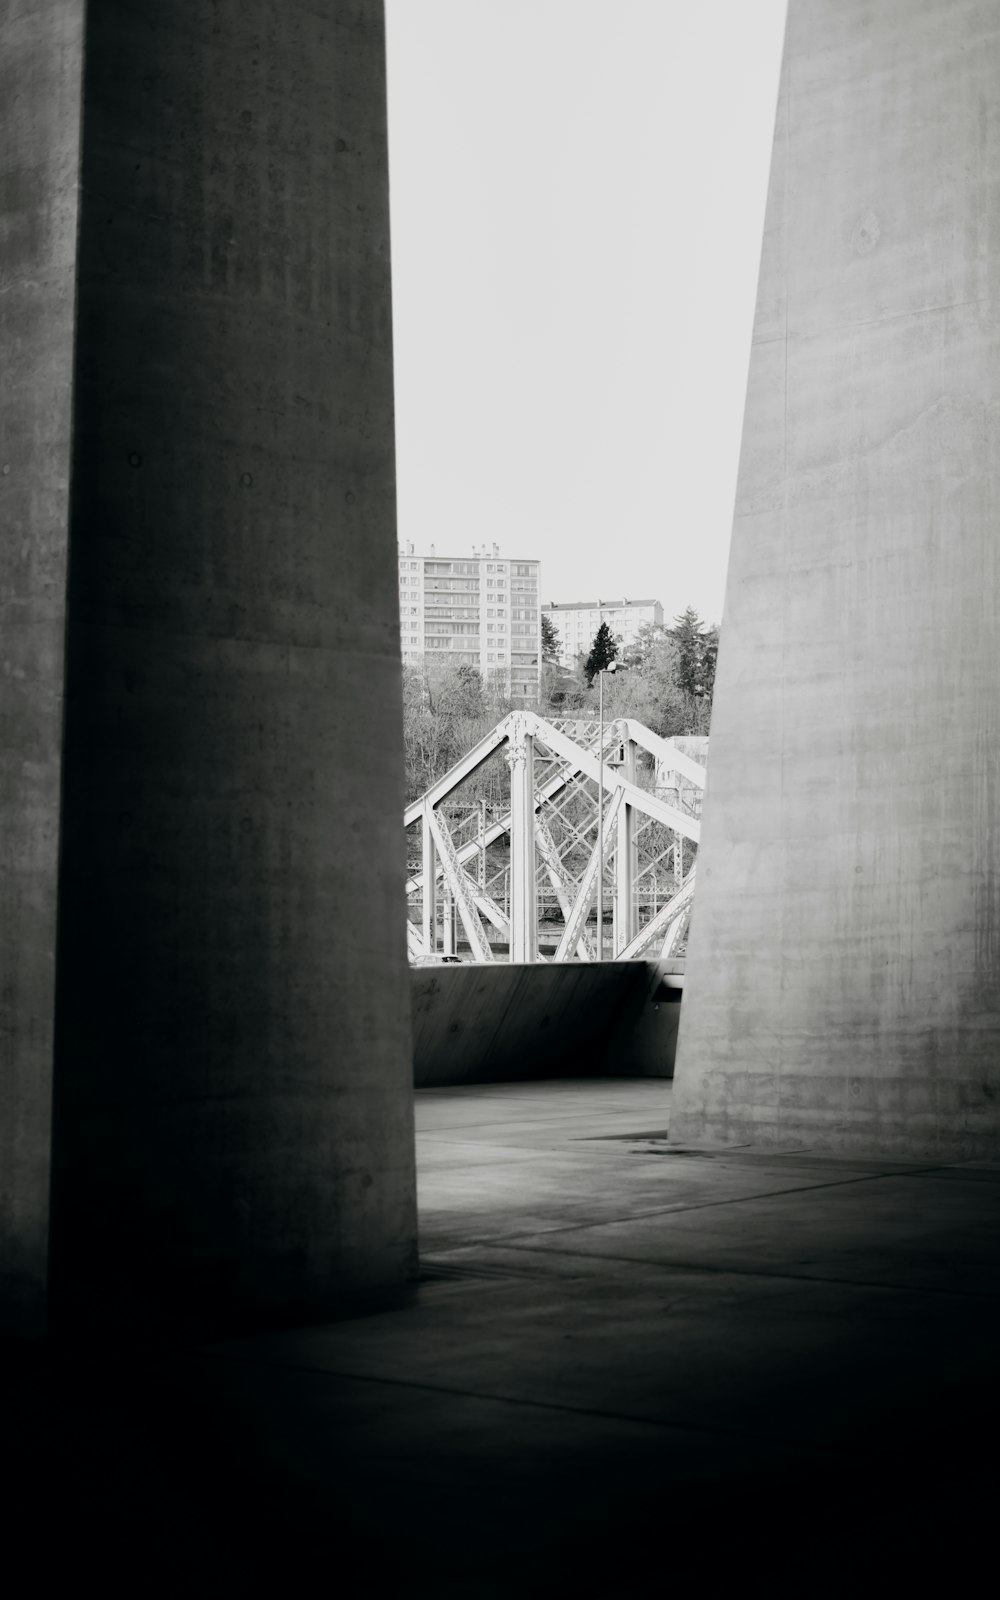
[668,607,708,697]
[541,613,560,665]
[584,621,618,685]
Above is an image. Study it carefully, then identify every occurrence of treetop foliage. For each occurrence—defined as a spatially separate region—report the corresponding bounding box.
[541,613,560,665]
[402,606,718,802]
[584,621,618,684]
[667,607,719,700]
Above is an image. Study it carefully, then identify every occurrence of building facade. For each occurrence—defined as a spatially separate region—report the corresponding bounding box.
[542,598,664,670]
[398,543,541,701]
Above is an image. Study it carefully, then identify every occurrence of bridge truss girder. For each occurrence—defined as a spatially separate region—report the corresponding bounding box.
[405,711,705,965]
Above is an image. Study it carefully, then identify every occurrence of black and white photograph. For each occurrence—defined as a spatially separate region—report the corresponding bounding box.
[2,1,999,1592]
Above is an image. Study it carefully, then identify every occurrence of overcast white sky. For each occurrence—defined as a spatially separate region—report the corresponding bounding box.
[385,0,787,625]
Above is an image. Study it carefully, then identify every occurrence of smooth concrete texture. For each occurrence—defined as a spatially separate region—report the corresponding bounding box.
[6,1080,997,1594]
[411,960,680,1086]
[0,2,84,1335]
[1,2,417,1336]
[675,0,1000,1156]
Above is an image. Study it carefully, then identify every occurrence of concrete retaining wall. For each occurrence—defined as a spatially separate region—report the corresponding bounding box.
[411,961,681,1087]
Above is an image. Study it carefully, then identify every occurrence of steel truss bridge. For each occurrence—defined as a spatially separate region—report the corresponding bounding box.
[405,712,705,964]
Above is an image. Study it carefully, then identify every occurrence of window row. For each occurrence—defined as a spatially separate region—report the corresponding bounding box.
[425,560,479,576]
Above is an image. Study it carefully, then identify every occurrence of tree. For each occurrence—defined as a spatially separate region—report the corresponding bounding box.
[623,620,668,669]
[422,658,484,718]
[541,613,560,665]
[541,658,587,712]
[400,606,721,805]
[584,621,618,684]
[452,662,485,718]
[570,610,721,736]
[701,625,719,702]
[667,607,719,702]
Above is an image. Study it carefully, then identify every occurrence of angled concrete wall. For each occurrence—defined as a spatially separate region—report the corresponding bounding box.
[673,0,1000,1157]
[411,961,681,1087]
[1,0,417,1337]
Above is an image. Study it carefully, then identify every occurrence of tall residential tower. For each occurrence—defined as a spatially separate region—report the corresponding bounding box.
[398,543,541,701]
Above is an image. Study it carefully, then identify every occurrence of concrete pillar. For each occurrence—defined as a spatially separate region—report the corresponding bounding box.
[1,0,416,1337]
[0,0,85,1340]
[673,0,1000,1158]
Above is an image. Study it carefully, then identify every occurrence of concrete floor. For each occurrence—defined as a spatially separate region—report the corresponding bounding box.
[7,1080,1000,1594]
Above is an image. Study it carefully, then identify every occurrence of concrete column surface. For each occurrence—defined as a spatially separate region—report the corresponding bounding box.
[1,0,417,1336]
[674,0,1000,1157]
[0,0,84,1338]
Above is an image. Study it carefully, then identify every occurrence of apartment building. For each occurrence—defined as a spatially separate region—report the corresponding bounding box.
[541,597,664,669]
[397,542,542,702]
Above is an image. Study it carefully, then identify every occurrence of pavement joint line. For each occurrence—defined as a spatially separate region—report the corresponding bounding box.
[418,1168,957,1250]
[468,1241,1000,1299]
[415,1116,667,1136]
[437,1163,959,1247]
[195,1350,883,1460]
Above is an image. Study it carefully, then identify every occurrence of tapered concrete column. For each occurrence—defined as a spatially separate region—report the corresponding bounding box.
[1,0,416,1336]
[0,0,84,1339]
[674,0,1000,1157]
